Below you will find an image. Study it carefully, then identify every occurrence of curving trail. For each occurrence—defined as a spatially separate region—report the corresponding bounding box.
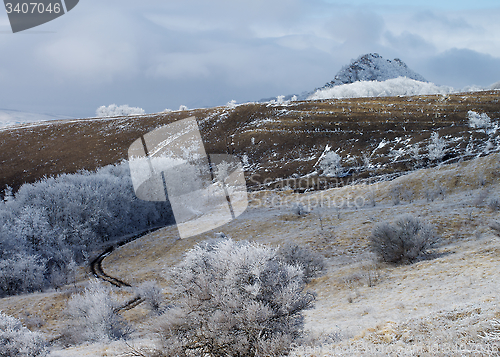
[89,227,167,312]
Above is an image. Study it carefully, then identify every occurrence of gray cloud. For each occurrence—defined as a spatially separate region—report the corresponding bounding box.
[421,48,500,87]
[0,1,499,118]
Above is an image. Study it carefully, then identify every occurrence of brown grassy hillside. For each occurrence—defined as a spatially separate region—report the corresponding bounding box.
[1,90,499,193]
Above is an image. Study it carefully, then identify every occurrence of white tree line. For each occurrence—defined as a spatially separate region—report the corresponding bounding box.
[0,161,173,297]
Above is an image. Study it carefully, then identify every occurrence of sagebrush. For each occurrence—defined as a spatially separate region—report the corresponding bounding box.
[277,243,326,283]
[152,238,316,357]
[369,215,440,265]
[65,280,129,344]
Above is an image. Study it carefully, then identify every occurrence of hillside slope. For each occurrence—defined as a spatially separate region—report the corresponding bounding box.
[1,152,497,356]
[1,91,499,194]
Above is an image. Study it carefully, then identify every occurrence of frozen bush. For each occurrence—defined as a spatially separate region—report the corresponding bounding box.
[0,311,48,357]
[277,243,326,283]
[427,132,446,162]
[66,280,129,344]
[0,254,46,298]
[152,238,315,357]
[468,110,492,129]
[369,215,440,265]
[226,100,237,108]
[292,202,309,216]
[488,197,500,211]
[136,281,164,315]
[96,104,145,117]
[490,221,500,237]
[320,151,343,177]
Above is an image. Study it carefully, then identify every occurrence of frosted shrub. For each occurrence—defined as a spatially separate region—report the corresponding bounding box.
[427,132,446,162]
[488,197,500,211]
[468,110,492,129]
[0,254,46,297]
[0,311,47,357]
[292,202,309,216]
[490,221,500,237]
[369,215,440,265]
[136,281,164,315]
[153,238,315,357]
[226,100,237,108]
[481,319,500,354]
[96,104,145,117]
[320,151,343,177]
[66,280,129,344]
[277,243,326,284]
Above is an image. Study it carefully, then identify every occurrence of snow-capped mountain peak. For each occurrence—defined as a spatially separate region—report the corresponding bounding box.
[322,53,427,88]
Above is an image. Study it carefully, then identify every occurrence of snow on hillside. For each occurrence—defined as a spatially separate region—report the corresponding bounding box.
[308,77,458,100]
[322,53,427,88]
[0,109,67,128]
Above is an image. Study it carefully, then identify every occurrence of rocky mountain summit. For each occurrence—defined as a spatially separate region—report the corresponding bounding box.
[321,53,427,88]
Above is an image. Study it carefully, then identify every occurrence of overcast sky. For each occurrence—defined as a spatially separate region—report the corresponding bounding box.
[1,0,500,118]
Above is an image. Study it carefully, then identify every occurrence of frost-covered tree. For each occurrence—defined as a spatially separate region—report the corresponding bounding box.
[66,280,129,344]
[0,254,46,297]
[226,100,237,109]
[0,161,173,297]
[0,311,47,357]
[153,238,315,357]
[427,132,446,162]
[467,110,492,129]
[319,151,343,177]
[96,104,145,117]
